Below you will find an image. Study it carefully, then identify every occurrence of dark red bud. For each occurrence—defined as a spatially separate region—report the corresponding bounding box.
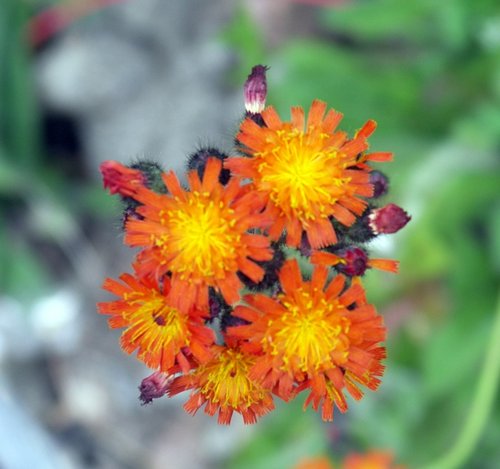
[369,170,389,198]
[335,247,369,277]
[138,371,172,405]
[369,204,411,234]
[244,65,268,114]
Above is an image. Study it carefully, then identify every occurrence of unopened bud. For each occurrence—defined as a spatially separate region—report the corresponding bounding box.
[139,371,172,405]
[369,204,411,235]
[100,160,146,197]
[244,65,268,114]
[130,160,166,194]
[187,147,231,185]
[335,246,369,277]
[369,170,389,198]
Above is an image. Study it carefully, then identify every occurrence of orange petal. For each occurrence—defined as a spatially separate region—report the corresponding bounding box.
[307,100,327,128]
[357,119,377,138]
[261,106,282,129]
[290,106,305,131]
[310,251,341,266]
[369,258,400,273]
[201,157,222,192]
[322,108,343,133]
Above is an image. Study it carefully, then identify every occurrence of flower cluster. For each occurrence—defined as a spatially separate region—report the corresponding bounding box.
[97,65,410,425]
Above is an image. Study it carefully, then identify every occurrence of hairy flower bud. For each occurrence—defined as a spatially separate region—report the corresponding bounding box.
[335,246,369,277]
[187,146,231,185]
[139,371,172,405]
[244,65,268,115]
[130,160,166,194]
[369,204,411,234]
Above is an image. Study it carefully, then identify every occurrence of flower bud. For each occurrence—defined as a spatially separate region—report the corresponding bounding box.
[187,146,231,185]
[138,371,172,405]
[369,204,411,235]
[244,65,268,115]
[100,160,146,197]
[333,211,376,243]
[369,170,389,198]
[334,246,369,277]
[130,160,166,194]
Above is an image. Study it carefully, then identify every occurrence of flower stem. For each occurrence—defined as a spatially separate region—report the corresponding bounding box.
[423,292,500,469]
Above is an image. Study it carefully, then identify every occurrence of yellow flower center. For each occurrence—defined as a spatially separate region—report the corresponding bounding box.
[125,292,190,347]
[199,349,266,409]
[269,288,350,374]
[157,191,241,280]
[257,128,347,223]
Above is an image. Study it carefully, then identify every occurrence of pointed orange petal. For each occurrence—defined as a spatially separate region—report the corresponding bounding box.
[339,283,364,306]
[238,257,265,283]
[290,106,305,131]
[325,274,346,298]
[357,119,377,138]
[306,219,337,248]
[331,204,357,227]
[201,157,222,192]
[310,251,342,266]
[279,259,302,295]
[350,183,374,198]
[162,171,185,199]
[286,218,303,247]
[187,169,202,192]
[369,258,400,273]
[261,106,282,129]
[311,265,328,291]
[322,108,343,133]
[364,152,393,162]
[307,100,327,128]
[217,273,242,305]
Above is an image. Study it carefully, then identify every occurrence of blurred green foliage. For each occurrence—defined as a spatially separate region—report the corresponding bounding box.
[223,1,500,468]
[0,0,117,303]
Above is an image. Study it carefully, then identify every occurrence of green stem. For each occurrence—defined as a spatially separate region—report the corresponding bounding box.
[423,292,500,469]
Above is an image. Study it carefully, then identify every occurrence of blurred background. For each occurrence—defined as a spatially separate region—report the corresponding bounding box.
[1,0,499,468]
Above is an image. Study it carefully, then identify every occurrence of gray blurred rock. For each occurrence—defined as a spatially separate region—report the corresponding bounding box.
[36,0,241,177]
[0,393,75,469]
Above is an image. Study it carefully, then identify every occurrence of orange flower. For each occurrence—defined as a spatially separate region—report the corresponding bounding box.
[343,451,406,469]
[226,100,392,248]
[97,268,215,373]
[167,345,275,425]
[230,259,386,421]
[124,158,273,312]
